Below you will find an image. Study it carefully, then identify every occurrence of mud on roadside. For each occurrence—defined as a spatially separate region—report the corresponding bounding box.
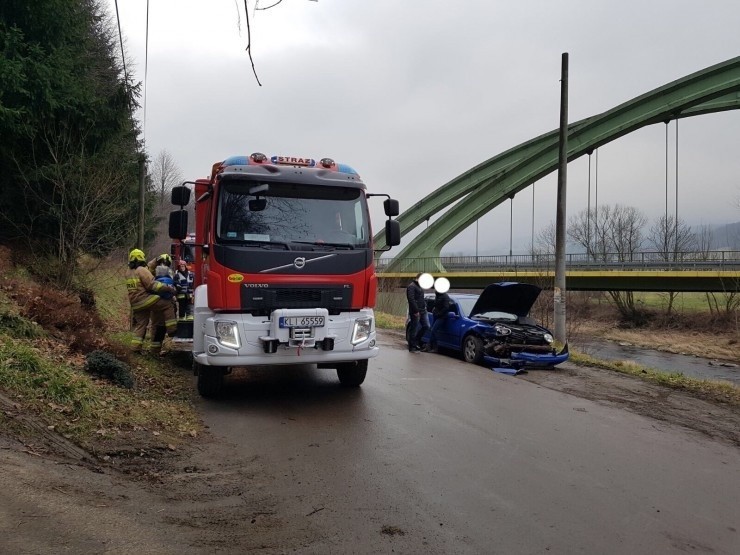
[517,362,740,449]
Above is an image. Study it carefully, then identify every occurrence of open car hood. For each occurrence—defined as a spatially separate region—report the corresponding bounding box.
[469,282,542,318]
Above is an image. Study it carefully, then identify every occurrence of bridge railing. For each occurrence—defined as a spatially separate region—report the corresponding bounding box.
[375,251,740,273]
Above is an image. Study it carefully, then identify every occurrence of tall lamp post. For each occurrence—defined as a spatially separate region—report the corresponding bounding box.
[554,52,569,343]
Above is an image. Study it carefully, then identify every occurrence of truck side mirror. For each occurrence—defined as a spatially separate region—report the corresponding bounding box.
[385,219,401,247]
[169,210,188,240]
[384,198,399,217]
[171,185,191,207]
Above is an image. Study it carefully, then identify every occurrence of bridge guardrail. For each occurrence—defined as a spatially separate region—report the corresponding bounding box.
[375,251,740,273]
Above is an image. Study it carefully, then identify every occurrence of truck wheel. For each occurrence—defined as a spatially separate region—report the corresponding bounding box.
[462,335,484,365]
[337,359,368,387]
[194,360,224,397]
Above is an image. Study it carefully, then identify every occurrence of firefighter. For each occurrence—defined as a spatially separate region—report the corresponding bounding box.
[125,249,177,355]
[148,253,174,278]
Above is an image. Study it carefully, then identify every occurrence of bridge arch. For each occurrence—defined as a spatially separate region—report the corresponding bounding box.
[377,57,740,272]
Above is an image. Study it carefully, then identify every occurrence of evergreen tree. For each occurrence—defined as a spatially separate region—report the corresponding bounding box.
[0,0,147,285]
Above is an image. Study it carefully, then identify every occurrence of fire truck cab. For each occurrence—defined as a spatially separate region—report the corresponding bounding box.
[169,152,400,396]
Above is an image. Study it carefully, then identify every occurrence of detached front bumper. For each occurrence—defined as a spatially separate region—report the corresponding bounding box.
[484,344,569,369]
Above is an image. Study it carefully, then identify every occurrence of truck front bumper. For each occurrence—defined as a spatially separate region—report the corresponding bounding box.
[193,308,379,368]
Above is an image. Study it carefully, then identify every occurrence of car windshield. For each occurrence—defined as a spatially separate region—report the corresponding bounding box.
[216,180,370,248]
[456,297,477,317]
[474,310,518,322]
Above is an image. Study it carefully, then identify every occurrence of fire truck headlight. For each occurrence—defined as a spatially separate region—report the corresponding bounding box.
[215,321,240,349]
[351,318,372,345]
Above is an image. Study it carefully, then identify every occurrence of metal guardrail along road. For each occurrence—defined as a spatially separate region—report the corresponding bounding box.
[376,251,740,292]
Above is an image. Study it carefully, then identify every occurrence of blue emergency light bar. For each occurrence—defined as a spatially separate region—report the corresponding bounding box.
[220,153,358,175]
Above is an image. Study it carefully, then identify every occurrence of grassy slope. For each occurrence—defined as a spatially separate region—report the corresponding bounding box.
[0,252,201,457]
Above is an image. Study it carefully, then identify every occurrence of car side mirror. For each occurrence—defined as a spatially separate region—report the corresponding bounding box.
[447,312,457,319]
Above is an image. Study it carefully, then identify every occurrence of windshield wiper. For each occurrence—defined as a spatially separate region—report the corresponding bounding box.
[240,241,291,250]
[292,241,355,250]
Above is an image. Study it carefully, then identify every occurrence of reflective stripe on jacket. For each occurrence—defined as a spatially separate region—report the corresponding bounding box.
[126,266,169,311]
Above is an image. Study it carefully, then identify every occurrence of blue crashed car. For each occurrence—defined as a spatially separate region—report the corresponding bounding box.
[411,282,569,369]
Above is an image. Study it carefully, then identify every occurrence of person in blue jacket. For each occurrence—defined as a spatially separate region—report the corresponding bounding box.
[154,264,175,300]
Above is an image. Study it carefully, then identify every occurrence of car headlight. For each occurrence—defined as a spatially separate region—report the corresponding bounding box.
[543,333,554,344]
[494,324,511,336]
[351,317,372,345]
[215,320,240,349]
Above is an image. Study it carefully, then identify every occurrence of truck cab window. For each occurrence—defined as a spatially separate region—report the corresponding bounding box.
[216,180,370,247]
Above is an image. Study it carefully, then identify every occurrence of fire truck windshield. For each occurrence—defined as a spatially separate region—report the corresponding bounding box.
[217,181,370,248]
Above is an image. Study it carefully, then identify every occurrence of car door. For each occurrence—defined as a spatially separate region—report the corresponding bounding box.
[441,299,463,348]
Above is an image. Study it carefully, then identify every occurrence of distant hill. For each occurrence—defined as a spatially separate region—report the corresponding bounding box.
[711,221,740,250]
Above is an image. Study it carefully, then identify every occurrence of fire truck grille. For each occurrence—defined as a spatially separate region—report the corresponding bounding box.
[276,289,322,304]
[242,285,352,315]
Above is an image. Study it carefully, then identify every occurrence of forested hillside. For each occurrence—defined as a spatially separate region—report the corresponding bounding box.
[0,0,153,288]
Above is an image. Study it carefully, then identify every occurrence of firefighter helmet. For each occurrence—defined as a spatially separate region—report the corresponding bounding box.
[128,249,146,263]
[156,253,172,266]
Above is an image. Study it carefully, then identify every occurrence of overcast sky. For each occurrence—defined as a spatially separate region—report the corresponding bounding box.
[109,0,740,255]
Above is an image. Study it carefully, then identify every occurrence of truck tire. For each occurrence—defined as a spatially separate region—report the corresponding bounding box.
[336,359,368,387]
[194,360,224,397]
[462,334,484,365]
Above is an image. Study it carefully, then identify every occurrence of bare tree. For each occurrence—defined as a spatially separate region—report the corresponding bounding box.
[567,205,637,261]
[148,150,184,256]
[149,150,183,208]
[647,215,696,315]
[647,215,696,261]
[532,220,556,256]
[7,124,140,288]
[568,204,648,321]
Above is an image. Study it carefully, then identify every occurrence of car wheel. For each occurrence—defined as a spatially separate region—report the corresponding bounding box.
[462,335,484,364]
[337,359,368,387]
[194,360,225,397]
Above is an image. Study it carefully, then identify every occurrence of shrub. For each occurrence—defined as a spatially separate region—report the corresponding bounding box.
[0,313,44,339]
[84,350,134,389]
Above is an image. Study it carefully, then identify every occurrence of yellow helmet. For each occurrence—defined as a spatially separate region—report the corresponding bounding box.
[128,249,146,263]
[156,253,172,266]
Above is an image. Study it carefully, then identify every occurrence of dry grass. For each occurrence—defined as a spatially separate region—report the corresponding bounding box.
[569,350,740,407]
[575,320,740,363]
[0,249,201,457]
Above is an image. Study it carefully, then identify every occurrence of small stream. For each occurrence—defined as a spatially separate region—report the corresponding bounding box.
[573,338,740,386]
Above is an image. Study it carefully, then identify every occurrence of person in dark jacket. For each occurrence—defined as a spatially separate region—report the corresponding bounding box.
[406,273,430,352]
[426,289,453,353]
[174,259,194,320]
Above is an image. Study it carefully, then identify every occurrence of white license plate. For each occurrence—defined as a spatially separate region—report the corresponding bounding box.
[279,316,325,328]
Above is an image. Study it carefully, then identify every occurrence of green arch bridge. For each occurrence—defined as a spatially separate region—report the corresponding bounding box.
[374,55,740,294]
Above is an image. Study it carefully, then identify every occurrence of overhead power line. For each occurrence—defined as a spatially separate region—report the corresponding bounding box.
[113,1,129,91]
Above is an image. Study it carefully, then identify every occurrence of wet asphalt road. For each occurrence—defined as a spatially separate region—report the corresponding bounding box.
[198,331,740,554]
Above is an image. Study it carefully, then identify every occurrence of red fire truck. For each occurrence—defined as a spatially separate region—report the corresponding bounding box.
[169,153,400,396]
